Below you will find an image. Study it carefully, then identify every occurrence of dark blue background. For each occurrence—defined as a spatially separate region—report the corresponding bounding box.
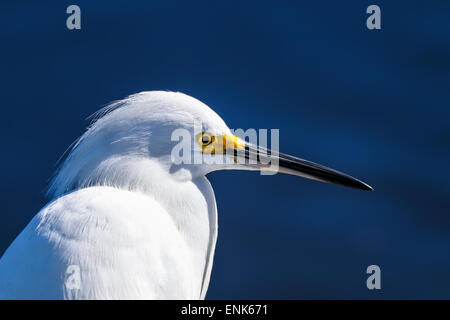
[1,1,450,299]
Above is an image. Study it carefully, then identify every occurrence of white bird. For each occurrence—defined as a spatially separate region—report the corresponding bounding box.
[0,91,372,299]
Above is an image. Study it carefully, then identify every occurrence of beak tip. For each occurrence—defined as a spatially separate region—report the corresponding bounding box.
[358,181,374,191]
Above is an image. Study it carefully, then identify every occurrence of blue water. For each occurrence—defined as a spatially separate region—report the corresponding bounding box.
[1,1,449,298]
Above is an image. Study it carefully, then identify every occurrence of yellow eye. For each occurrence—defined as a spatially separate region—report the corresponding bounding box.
[200,132,214,146]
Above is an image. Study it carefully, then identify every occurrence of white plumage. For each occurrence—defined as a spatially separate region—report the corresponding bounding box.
[0,92,223,299]
[0,186,214,299]
[0,91,372,300]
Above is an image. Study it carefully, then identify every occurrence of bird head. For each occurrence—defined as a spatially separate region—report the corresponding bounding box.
[47,91,372,198]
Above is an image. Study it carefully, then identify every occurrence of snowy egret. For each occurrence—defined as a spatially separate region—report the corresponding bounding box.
[0,91,372,299]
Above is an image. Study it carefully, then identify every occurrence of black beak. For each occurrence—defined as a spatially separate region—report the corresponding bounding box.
[237,144,373,191]
[275,152,373,191]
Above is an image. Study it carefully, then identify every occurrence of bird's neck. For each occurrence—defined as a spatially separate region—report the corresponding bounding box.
[50,154,213,244]
[78,155,216,297]
[48,154,216,298]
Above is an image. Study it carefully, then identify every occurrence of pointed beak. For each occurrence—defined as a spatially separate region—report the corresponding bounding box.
[223,136,373,191]
[277,153,373,190]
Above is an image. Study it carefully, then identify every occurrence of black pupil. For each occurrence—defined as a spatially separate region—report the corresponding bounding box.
[202,135,211,144]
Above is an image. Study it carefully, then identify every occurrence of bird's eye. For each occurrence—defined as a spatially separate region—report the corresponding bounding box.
[200,133,213,146]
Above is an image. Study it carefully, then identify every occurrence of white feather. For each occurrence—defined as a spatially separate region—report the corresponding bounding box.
[0,91,228,299]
